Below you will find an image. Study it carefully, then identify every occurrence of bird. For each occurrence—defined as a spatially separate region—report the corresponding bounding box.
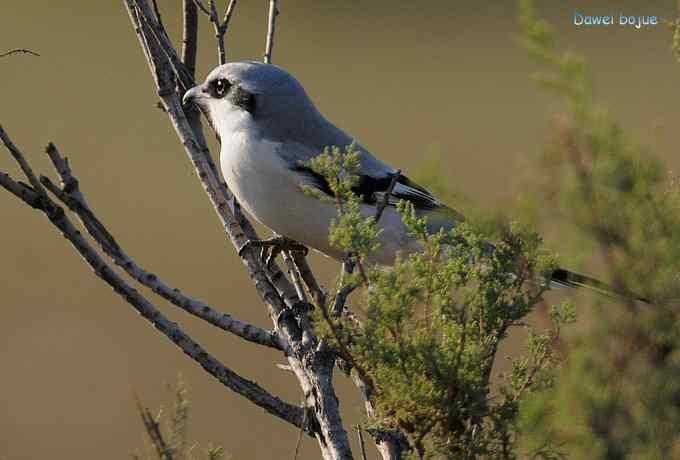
[182,61,616,294]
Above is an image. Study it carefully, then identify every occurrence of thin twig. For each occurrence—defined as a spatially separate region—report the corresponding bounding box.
[0,126,45,194]
[182,0,199,78]
[191,0,211,16]
[206,0,237,65]
[332,258,356,316]
[291,251,326,309]
[356,425,368,460]
[264,0,279,64]
[0,48,40,58]
[283,250,308,304]
[222,0,238,30]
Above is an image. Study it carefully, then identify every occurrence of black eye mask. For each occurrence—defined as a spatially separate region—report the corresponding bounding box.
[229,85,256,114]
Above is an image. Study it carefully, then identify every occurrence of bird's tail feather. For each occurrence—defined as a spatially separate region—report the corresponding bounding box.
[549,268,649,303]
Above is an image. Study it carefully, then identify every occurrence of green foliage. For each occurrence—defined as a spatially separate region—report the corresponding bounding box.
[353,218,571,459]
[134,377,229,460]
[517,1,680,459]
[303,4,680,458]
[307,146,569,458]
[301,144,381,260]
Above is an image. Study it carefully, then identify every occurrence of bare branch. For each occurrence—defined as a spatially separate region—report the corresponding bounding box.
[205,0,238,65]
[0,48,40,58]
[207,1,223,63]
[264,0,279,64]
[0,128,306,431]
[222,0,238,31]
[0,169,42,208]
[182,0,199,78]
[36,144,282,351]
[191,0,211,16]
[0,126,45,194]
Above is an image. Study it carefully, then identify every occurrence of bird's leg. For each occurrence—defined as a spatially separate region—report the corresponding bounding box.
[238,235,308,269]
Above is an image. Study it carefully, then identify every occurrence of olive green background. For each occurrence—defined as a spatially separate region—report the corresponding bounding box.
[2,1,679,459]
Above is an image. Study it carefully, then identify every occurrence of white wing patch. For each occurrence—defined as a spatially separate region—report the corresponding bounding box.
[390,177,443,209]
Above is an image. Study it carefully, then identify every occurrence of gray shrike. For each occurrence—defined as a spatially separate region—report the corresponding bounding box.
[183,61,610,293]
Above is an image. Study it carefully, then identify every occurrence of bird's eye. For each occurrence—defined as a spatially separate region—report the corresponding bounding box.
[210,78,231,98]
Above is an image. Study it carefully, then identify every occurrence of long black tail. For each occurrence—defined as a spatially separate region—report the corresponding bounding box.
[550,268,649,303]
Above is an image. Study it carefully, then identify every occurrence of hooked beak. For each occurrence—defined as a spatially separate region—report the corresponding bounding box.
[183,85,205,106]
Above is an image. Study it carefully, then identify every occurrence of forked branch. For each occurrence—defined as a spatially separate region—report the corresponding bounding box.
[0,127,306,431]
[37,142,283,350]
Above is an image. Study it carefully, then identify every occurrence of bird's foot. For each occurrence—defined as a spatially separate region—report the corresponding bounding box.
[238,236,308,269]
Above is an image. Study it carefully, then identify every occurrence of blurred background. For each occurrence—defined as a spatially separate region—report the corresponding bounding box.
[1,1,679,458]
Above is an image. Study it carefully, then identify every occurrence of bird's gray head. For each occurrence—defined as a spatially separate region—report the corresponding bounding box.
[183,61,329,143]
